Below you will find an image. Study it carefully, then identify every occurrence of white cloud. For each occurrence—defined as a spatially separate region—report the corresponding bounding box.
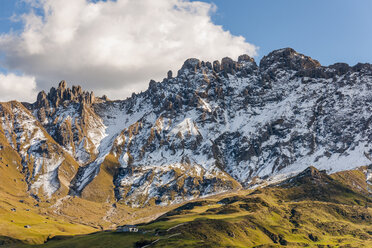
[0,73,37,102]
[0,0,258,101]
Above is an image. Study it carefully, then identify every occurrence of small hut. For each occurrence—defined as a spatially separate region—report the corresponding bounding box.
[116,225,138,233]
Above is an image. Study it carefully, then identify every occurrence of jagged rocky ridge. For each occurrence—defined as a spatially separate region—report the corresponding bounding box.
[0,48,372,206]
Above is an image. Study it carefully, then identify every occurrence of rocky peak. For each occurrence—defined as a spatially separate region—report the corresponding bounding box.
[177,55,257,77]
[220,57,237,74]
[213,60,221,72]
[35,90,48,109]
[167,70,173,79]
[58,80,67,90]
[296,166,325,180]
[280,166,330,188]
[180,58,202,72]
[352,63,372,74]
[260,48,321,73]
[238,54,255,63]
[34,81,96,109]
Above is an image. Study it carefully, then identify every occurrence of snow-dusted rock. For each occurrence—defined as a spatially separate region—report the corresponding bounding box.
[1,47,371,206]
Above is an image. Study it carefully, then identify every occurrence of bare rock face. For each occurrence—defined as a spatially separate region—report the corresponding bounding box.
[221,57,237,75]
[167,70,173,79]
[35,80,96,109]
[260,48,321,74]
[178,58,202,75]
[238,54,255,63]
[36,91,49,109]
[101,95,109,101]
[213,60,221,72]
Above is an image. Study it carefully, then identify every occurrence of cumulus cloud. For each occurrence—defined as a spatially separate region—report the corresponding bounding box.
[0,73,37,102]
[0,0,257,101]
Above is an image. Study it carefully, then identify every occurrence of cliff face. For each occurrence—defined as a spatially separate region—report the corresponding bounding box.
[31,81,107,165]
[0,101,79,198]
[1,48,371,206]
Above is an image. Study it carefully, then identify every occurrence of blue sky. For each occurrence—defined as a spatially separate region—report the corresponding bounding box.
[0,1,22,32]
[200,0,372,65]
[0,0,371,101]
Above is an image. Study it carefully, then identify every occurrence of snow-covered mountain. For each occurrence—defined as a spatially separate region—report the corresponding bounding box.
[1,48,371,206]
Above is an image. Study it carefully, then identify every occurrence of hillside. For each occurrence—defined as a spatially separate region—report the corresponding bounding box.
[3,166,371,248]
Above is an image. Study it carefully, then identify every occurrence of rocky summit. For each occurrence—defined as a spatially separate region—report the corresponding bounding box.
[0,48,371,207]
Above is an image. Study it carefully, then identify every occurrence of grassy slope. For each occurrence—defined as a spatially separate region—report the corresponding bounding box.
[0,186,179,245]
[2,166,372,247]
[0,157,97,245]
[7,167,371,248]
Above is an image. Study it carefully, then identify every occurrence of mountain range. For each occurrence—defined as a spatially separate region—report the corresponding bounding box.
[1,48,371,206]
[0,47,372,246]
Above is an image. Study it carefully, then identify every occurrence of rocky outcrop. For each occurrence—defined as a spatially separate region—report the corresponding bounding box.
[35,80,96,109]
[238,54,255,63]
[30,81,107,167]
[167,70,173,79]
[260,48,321,71]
